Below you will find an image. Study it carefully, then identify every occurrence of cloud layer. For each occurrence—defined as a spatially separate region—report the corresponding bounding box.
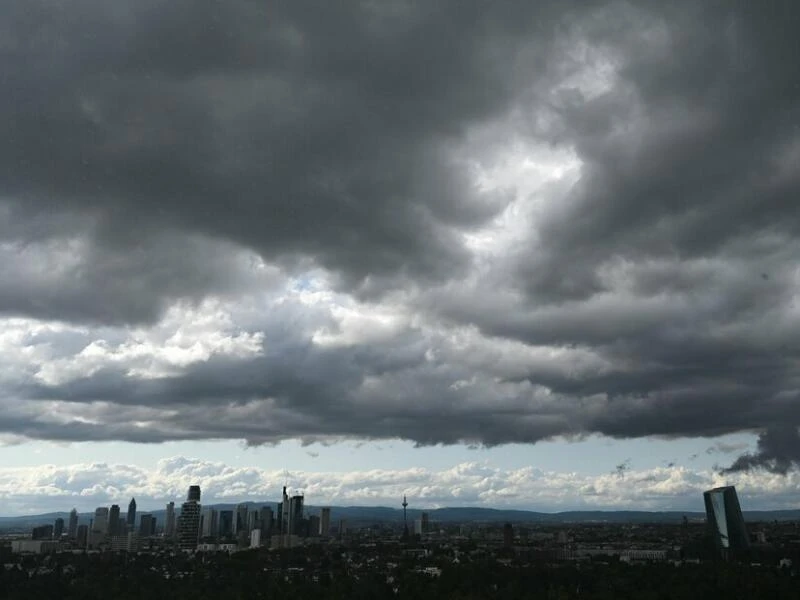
[1,1,799,472]
[3,455,800,516]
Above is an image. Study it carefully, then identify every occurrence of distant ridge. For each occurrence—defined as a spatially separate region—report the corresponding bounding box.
[1,504,800,530]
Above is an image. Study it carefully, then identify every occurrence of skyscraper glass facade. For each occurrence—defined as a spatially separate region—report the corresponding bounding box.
[703,485,749,556]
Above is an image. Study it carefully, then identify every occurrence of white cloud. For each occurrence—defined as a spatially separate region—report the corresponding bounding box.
[1,456,799,516]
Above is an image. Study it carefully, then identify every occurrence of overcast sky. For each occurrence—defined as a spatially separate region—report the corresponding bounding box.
[1,0,799,515]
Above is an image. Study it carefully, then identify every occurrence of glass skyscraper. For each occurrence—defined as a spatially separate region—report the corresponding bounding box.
[703,485,749,557]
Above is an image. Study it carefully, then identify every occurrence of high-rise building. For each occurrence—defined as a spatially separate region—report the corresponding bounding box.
[247,509,259,533]
[320,508,331,537]
[250,529,261,548]
[414,512,429,536]
[68,508,78,539]
[165,502,176,539]
[218,510,234,538]
[93,507,109,536]
[53,518,65,539]
[288,495,304,536]
[235,503,249,535]
[178,485,202,551]
[259,506,273,539]
[76,525,88,548]
[704,486,750,558]
[90,507,109,548]
[308,515,320,537]
[127,498,137,529]
[201,508,218,539]
[109,504,121,536]
[140,514,156,537]
[280,487,290,535]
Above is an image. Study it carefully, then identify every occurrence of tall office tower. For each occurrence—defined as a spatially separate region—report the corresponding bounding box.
[320,507,331,537]
[308,515,320,537]
[93,507,109,535]
[421,512,429,534]
[109,504,121,536]
[235,503,249,535]
[247,509,259,533]
[53,518,65,539]
[260,506,273,539]
[139,514,156,536]
[288,494,304,535]
[280,487,290,535]
[201,508,218,539]
[127,498,137,528]
[178,485,202,551]
[76,525,88,547]
[218,510,234,538]
[250,528,261,548]
[68,508,79,538]
[90,507,109,548]
[704,485,750,558]
[165,502,176,538]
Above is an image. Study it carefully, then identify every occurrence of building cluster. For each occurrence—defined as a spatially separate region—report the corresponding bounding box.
[12,485,334,555]
[5,483,774,566]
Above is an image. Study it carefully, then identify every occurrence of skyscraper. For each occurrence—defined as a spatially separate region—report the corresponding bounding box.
[218,510,234,539]
[288,494,304,536]
[127,498,137,529]
[178,485,201,551]
[91,507,109,548]
[308,514,320,537]
[109,504,121,536]
[53,518,65,539]
[93,507,109,535]
[68,508,78,539]
[704,485,750,558]
[139,514,156,537]
[165,502,176,539]
[280,486,290,536]
[201,507,218,539]
[320,507,331,537]
[235,503,249,536]
[259,506,273,539]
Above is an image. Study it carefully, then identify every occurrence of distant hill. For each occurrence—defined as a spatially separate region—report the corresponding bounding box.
[2,504,800,531]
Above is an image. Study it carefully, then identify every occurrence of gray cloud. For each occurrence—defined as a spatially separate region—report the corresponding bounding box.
[0,1,799,472]
[722,427,800,475]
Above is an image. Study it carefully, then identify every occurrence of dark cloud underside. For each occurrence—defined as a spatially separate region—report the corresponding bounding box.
[0,0,799,472]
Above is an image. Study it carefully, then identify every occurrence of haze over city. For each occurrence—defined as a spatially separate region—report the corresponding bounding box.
[1,0,799,517]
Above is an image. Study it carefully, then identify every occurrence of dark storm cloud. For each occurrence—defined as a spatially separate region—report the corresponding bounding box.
[722,427,800,475]
[0,0,576,323]
[1,0,800,471]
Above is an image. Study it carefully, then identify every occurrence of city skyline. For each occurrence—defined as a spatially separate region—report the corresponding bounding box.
[1,0,799,517]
